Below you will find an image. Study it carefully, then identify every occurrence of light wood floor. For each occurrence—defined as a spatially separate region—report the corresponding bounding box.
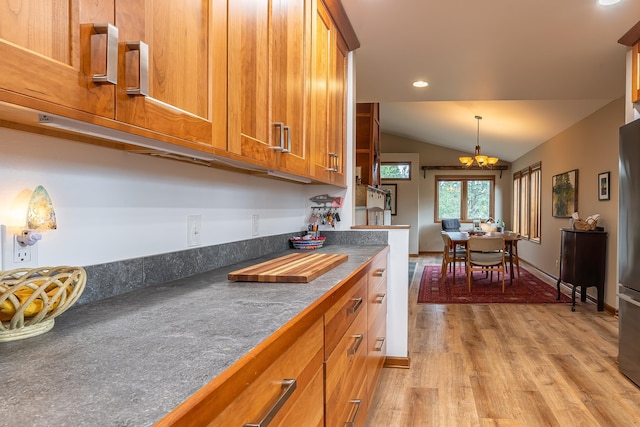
[365,254,640,427]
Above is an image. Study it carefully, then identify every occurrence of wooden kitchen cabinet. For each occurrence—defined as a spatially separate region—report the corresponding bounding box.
[310,0,348,187]
[0,0,214,150]
[366,249,388,404]
[226,0,311,176]
[356,103,381,186]
[157,247,389,427]
[324,271,369,427]
[0,0,115,117]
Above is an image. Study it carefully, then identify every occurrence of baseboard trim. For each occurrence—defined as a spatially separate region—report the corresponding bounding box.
[384,356,411,369]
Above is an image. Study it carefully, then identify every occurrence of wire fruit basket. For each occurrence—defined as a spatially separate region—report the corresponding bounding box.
[0,266,87,342]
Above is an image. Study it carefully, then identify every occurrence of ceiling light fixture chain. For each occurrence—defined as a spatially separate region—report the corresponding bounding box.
[459,115,499,168]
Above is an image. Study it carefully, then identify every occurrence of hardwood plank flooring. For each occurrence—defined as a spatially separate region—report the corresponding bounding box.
[366,255,640,427]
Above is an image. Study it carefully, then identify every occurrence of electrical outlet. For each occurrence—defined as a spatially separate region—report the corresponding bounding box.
[14,238,32,263]
[187,215,202,247]
[252,215,260,237]
[1,226,39,269]
[555,259,559,268]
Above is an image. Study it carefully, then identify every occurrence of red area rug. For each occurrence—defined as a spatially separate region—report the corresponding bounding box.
[417,265,573,304]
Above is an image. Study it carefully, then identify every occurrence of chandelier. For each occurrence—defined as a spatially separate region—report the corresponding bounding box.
[459,115,499,168]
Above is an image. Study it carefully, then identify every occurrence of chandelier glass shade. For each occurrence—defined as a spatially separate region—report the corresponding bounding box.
[459,116,499,167]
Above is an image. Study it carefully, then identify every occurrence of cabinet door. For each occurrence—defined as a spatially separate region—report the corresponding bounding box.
[227,0,274,165]
[0,0,115,116]
[114,0,212,148]
[227,0,310,172]
[329,32,347,186]
[310,1,333,183]
[272,0,311,176]
[310,1,347,186]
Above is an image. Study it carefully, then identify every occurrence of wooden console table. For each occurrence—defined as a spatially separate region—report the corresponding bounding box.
[556,228,607,311]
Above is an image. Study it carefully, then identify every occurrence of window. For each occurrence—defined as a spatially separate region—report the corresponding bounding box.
[435,176,495,222]
[381,162,411,180]
[513,162,541,242]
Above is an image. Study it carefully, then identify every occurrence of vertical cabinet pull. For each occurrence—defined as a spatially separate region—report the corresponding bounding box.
[272,122,285,151]
[282,125,291,153]
[92,23,118,84]
[243,379,297,427]
[345,399,362,427]
[374,293,386,304]
[347,334,364,356]
[326,153,338,172]
[125,41,149,96]
[346,297,363,314]
[374,337,386,352]
[271,123,291,153]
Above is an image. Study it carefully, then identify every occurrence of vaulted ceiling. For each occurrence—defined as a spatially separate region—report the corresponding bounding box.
[341,0,640,161]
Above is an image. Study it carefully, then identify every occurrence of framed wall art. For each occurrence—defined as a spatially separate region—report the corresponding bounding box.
[552,169,578,218]
[598,171,610,201]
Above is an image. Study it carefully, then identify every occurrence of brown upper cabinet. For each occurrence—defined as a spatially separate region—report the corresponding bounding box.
[226,0,311,177]
[356,102,381,186]
[0,0,358,185]
[310,0,348,187]
[0,0,213,150]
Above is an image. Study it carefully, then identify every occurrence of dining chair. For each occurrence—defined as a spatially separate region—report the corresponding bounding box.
[504,232,521,282]
[441,218,461,232]
[441,231,467,283]
[466,236,506,292]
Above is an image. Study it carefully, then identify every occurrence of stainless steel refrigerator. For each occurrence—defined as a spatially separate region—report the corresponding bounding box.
[619,118,640,387]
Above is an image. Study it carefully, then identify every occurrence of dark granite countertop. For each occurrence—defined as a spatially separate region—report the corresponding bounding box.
[0,245,386,427]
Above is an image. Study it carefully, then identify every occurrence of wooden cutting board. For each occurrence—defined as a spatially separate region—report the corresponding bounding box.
[228,252,348,283]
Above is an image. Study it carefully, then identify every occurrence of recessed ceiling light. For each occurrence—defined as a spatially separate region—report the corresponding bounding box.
[412,80,429,88]
[598,0,622,5]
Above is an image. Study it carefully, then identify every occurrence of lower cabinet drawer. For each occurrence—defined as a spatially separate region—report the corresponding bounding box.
[324,272,367,358]
[210,318,325,427]
[325,308,368,427]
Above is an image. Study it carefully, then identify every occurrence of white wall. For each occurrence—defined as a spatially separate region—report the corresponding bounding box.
[380,134,511,253]
[512,98,623,308]
[0,127,312,267]
[380,153,419,255]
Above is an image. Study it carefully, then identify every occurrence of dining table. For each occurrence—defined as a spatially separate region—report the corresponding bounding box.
[445,231,521,284]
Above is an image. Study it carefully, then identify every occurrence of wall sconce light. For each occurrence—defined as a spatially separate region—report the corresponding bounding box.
[16,185,57,247]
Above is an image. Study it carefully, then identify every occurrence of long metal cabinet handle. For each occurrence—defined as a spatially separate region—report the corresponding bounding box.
[619,293,640,308]
[243,379,297,427]
[374,293,386,304]
[282,125,291,153]
[92,23,118,84]
[347,334,364,356]
[126,41,149,96]
[346,297,363,314]
[272,123,285,151]
[345,399,362,427]
[374,337,386,352]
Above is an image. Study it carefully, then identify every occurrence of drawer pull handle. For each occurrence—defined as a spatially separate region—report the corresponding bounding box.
[92,23,118,84]
[125,41,149,96]
[374,337,386,352]
[373,268,386,277]
[374,293,386,304]
[345,399,362,427]
[347,334,364,356]
[347,297,363,315]
[243,379,297,427]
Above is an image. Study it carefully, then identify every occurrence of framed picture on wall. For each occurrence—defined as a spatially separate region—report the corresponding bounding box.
[598,171,610,201]
[552,169,578,217]
[381,183,397,215]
